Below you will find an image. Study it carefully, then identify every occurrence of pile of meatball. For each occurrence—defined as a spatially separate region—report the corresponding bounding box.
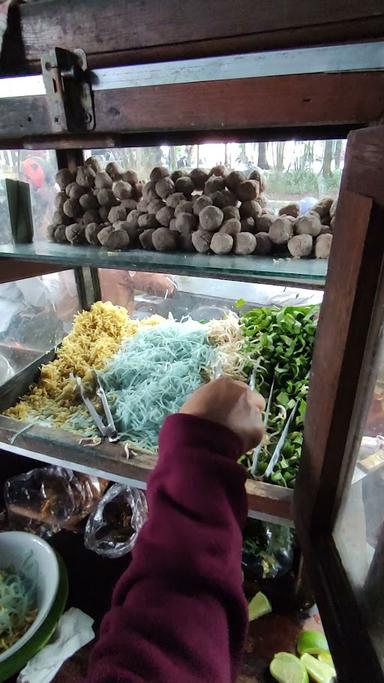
[48,158,334,258]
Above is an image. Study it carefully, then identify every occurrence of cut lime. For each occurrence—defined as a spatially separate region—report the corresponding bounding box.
[270,652,309,683]
[248,591,272,621]
[318,651,335,671]
[297,630,329,656]
[301,653,336,683]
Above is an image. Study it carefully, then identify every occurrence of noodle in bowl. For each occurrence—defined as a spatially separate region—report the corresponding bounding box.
[0,532,59,663]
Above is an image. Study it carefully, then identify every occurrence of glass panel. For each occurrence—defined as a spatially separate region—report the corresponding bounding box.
[0,243,328,289]
[0,149,58,243]
[334,333,384,668]
[0,271,80,385]
[90,139,345,205]
[0,141,341,287]
[99,268,323,319]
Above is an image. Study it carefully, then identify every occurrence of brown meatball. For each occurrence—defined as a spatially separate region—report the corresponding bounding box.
[199,205,223,232]
[152,227,178,252]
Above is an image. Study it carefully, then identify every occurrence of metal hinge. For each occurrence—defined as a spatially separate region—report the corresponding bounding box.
[41,48,95,133]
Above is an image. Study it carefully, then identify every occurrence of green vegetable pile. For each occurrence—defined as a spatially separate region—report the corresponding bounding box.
[239,305,318,487]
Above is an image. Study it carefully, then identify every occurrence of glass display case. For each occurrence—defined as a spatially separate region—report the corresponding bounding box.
[0,265,323,525]
[1,12,384,679]
[0,135,336,525]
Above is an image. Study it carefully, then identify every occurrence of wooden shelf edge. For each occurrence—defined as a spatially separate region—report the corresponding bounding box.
[246,478,294,526]
[0,259,69,284]
[0,417,294,525]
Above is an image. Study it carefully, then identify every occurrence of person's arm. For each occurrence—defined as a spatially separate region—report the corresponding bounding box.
[85,378,264,683]
[131,271,176,297]
[98,269,135,311]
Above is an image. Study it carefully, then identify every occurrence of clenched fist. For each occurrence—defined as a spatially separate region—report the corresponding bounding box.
[180,376,265,453]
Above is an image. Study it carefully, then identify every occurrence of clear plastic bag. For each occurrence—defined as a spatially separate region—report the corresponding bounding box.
[84,484,147,558]
[242,520,294,580]
[4,466,108,536]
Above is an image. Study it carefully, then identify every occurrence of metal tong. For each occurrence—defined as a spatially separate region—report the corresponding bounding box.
[72,373,119,443]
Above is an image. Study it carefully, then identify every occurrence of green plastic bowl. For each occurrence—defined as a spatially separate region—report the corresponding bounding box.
[0,553,68,682]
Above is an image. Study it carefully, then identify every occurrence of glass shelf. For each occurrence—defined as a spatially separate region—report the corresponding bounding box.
[0,242,327,288]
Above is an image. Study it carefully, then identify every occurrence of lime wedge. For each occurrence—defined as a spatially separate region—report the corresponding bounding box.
[270,652,309,683]
[297,631,329,656]
[248,591,272,621]
[318,652,335,671]
[301,653,336,683]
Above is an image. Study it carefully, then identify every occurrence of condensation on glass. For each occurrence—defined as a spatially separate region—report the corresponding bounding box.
[334,335,384,667]
[0,149,58,244]
[0,271,80,386]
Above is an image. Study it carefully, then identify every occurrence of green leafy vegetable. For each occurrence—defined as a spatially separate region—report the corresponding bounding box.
[240,306,317,487]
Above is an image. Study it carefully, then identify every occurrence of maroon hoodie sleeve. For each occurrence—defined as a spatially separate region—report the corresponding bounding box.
[84,413,249,683]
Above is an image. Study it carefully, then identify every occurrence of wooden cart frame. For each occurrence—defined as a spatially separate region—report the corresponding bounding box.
[1,3,384,679]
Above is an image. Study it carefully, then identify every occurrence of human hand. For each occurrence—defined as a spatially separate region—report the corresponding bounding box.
[137,274,176,297]
[180,376,265,452]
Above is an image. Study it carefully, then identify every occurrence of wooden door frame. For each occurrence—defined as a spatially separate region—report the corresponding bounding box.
[295,125,384,682]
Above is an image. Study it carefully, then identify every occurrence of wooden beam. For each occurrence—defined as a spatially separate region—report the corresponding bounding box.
[294,126,384,680]
[0,126,361,151]
[7,0,384,73]
[245,479,293,524]
[1,72,383,145]
[91,73,384,132]
[0,260,68,284]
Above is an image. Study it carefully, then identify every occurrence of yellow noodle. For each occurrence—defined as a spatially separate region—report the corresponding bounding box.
[4,301,164,427]
[0,608,37,654]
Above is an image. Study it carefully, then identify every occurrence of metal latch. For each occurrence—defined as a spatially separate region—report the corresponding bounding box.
[41,48,95,133]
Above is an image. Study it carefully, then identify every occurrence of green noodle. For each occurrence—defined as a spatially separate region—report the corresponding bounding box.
[69,322,215,450]
[0,554,37,653]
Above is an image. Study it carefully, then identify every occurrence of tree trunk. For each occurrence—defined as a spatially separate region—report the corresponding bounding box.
[273,142,285,172]
[303,141,314,170]
[237,143,249,166]
[257,142,269,169]
[224,143,229,167]
[334,140,343,170]
[168,146,177,170]
[137,147,163,177]
[185,145,194,166]
[322,140,334,177]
